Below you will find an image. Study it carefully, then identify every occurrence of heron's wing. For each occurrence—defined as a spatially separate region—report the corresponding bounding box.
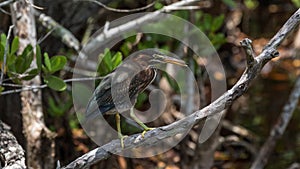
[85,65,156,121]
[84,74,115,121]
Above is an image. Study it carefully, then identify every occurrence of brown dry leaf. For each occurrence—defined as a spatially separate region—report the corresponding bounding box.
[135,165,144,169]
[214,151,230,161]
[73,140,89,153]
[118,156,127,169]
[72,128,87,139]
[165,165,180,169]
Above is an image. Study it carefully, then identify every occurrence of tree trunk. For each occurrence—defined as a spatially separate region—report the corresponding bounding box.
[10,1,55,168]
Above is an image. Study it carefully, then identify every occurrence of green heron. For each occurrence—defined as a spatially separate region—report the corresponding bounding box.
[85,51,187,148]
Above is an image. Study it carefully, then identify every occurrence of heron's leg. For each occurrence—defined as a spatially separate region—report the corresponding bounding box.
[130,108,155,137]
[116,112,127,148]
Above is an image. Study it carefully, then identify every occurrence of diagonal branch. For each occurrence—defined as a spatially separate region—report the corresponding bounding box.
[250,76,300,169]
[82,0,203,59]
[0,0,16,8]
[62,9,300,169]
[35,11,81,51]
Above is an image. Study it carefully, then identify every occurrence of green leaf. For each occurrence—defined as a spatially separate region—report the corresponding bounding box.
[102,48,112,71]
[22,68,39,80]
[10,37,19,55]
[36,45,42,72]
[50,55,67,73]
[203,14,213,31]
[21,45,34,72]
[0,34,6,47]
[211,33,226,50]
[48,97,65,117]
[15,57,25,73]
[135,92,148,108]
[0,86,4,93]
[44,75,67,91]
[211,14,224,32]
[120,42,130,56]
[44,53,51,72]
[244,0,259,10]
[292,0,300,7]
[111,52,122,69]
[222,0,237,8]
[8,54,16,65]
[154,2,163,9]
[97,48,113,76]
[0,44,4,63]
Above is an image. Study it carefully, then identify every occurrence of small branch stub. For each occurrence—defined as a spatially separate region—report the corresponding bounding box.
[240,38,257,66]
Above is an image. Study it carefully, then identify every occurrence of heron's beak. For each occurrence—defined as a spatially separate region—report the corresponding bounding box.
[156,54,187,67]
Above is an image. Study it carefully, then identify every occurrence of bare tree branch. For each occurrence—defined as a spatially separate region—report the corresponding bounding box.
[250,76,300,169]
[62,8,300,169]
[35,11,81,51]
[0,0,16,8]
[82,0,204,59]
[0,120,26,169]
[222,119,258,142]
[75,0,155,13]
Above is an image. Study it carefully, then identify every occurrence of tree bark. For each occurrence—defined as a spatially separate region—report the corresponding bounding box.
[0,120,26,169]
[10,0,55,168]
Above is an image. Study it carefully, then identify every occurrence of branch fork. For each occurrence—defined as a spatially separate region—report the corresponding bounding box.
[240,38,257,66]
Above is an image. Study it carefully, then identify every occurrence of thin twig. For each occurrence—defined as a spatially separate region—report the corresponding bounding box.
[1,83,26,87]
[0,7,11,15]
[75,0,155,13]
[0,0,16,7]
[36,27,56,45]
[250,76,300,169]
[0,25,14,86]
[222,119,258,142]
[64,65,98,77]
[164,1,211,12]
[24,0,44,10]
[0,76,105,96]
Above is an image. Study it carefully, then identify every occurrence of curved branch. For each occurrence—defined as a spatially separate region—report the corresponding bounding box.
[62,8,300,169]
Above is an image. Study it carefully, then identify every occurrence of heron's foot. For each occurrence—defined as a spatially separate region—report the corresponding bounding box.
[141,127,155,138]
[118,134,128,149]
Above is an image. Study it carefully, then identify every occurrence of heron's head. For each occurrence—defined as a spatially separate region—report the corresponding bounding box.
[150,53,187,67]
[134,52,187,68]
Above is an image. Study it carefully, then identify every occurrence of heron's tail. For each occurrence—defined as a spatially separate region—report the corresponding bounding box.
[82,96,100,123]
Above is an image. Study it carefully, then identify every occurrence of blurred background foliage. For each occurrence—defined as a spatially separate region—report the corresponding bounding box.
[0,0,300,168]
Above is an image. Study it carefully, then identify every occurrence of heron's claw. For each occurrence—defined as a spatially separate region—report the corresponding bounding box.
[141,127,155,138]
[118,134,128,149]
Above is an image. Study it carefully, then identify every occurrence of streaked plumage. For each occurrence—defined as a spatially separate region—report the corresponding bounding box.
[84,51,186,148]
